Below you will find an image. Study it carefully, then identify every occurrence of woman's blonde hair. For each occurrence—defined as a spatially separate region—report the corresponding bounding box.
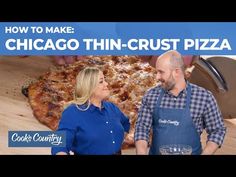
[64,66,101,109]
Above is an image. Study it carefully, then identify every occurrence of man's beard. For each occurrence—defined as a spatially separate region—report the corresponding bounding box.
[160,74,175,91]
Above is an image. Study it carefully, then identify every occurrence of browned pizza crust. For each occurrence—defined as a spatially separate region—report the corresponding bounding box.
[26,56,157,148]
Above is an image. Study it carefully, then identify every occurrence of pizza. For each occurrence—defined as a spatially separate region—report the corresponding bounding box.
[24,56,157,148]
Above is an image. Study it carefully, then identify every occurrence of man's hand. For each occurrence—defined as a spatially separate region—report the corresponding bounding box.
[135,140,148,155]
[201,141,219,155]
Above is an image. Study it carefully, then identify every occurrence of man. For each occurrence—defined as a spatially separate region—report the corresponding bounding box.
[134,50,226,155]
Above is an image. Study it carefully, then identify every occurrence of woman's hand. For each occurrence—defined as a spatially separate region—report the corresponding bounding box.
[122,132,135,149]
[55,152,68,155]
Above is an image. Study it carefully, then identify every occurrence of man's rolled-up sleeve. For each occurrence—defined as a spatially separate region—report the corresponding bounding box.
[134,95,153,143]
[203,93,227,147]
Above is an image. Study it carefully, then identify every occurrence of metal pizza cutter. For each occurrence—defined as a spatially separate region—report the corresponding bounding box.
[189,56,236,119]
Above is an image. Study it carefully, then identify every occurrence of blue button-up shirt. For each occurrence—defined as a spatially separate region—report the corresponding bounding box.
[51,101,130,155]
[134,82,226,147]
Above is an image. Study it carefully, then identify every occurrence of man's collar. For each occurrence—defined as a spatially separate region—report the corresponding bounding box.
[165,81,189,97]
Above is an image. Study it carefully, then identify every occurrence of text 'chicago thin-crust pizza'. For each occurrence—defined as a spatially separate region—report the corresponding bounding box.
[25,56,157,148]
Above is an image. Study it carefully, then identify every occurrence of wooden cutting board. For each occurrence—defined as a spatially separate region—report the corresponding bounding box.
[0,56,53,154]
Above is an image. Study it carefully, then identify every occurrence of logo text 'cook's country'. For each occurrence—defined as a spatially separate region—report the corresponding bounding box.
[8,131,66,147]
[159,119,180,126]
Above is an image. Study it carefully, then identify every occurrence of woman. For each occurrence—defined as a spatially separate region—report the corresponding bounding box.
[51,66,130,155]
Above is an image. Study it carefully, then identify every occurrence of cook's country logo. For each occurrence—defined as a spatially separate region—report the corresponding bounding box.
[159,119,180,126]
[8,131,66,147]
